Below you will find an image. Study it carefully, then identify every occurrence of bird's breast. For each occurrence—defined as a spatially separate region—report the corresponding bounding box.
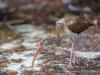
[64,26,77,37]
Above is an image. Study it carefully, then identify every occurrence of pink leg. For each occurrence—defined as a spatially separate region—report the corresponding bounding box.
[72,37,76,67]
[69,48,73,68]
[69,37,75,68]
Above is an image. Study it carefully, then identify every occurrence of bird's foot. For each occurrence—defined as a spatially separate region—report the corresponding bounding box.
[68,62,74,69]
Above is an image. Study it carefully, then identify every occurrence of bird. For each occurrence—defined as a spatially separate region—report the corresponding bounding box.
[56,14,97,68]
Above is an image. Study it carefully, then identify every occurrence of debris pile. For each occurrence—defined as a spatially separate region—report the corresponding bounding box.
[0,25,46,75]
[40,47,100,72]
[10,45,27,52]
[0,55,9,70]
[0,29,20,44]
[20,69,33,75]
[0,24,99,75]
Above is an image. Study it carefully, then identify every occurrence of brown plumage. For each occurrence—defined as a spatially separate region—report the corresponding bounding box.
[65,15,93,34]
[56,14,94,40]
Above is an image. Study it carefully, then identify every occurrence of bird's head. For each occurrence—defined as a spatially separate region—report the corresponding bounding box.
[56,18,65,26]
[43,22,65,46]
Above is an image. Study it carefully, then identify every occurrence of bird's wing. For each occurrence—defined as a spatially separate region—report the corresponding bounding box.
[65,16,91,34]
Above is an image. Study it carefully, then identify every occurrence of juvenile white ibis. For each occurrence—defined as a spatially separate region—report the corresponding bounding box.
[56,14,97,68]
